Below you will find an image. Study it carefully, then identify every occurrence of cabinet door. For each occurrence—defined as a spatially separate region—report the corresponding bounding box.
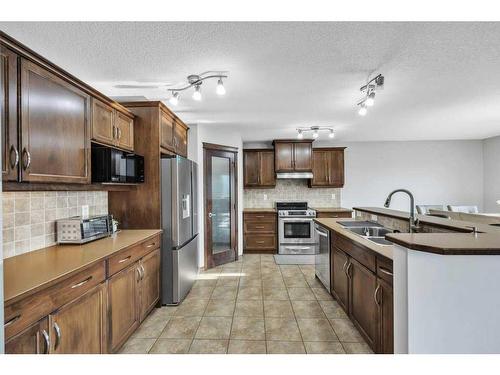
[348,258,378,349]
[160,110,174,151]
[274,142,294,172]
[328,149,345,187]
[173,120,188,157]
[5,317,50,354]
[49,284,106,354]
[293,142,312,171]
[115,111,134,151]
[259,150,276,187]
[1,45,19,182]
[20,59,91,184]
[91,99,114,146]
[108,262,140,352]
[331,246,349,312]
[139,248,161,321]
[310,150,329,186]
[377,278,394,354]
[243,150,260,187]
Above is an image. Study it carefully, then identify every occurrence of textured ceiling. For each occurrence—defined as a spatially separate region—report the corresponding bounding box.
[1,22,500,141]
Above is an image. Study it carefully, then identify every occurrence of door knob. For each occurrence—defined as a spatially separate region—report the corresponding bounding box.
[208,212,216,218]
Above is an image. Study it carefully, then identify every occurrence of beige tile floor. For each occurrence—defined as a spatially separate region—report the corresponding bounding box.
[120,254,373,354]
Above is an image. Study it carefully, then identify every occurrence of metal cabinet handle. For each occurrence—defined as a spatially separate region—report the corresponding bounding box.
[140,264,146,280]
[112,126,116,139]
[9,145,19,169]
[374,284,381,306]
[22,148,31,170]
[118,128,122,139]
[4,314,21,328]
[53,322,61,351]
[255,226,265,229]
[41,329,50,354]
[342,260,348,275]
[146,242,156,248]
[136,267,142,281]
[378,267,393,277]
[71,276,92,289]
[256,241,265,244]
[346,262,353,279]
[118,255,132,263]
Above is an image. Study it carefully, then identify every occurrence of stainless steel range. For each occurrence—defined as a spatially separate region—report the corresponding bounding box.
[277,202,317,255]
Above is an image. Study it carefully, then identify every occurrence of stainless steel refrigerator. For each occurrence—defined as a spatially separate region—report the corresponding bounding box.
[161,155,199,305]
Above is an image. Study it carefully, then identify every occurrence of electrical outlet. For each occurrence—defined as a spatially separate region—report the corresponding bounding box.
[263,194,268,200]
[331,193,336,200]
[81,205,89,219]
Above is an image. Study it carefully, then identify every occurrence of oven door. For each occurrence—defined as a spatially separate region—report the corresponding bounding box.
[279,217,314,244]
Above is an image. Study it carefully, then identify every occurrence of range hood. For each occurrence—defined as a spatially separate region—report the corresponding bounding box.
[276,172,314,179]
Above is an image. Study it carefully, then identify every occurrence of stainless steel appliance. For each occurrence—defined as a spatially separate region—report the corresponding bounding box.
[161,155,199,305]
[277,202,317,255]
[56,214,113,244]
[314,223,330,290]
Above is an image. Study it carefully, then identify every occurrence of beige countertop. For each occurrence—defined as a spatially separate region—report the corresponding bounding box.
[4,229,162,304]
[314,218,393,260]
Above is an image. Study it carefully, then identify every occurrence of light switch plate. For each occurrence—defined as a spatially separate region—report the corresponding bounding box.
[263,194,268,201]
[371,214,378,221]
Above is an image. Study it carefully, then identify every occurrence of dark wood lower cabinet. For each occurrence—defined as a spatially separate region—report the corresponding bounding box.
[139,248,161,321]
[331,232,394,354]
[376,277,394,354]
[108,263,140,352]
[348,258,378,349]
[331,246,349,312]
[49,283,107,354]
[5,318,49,354]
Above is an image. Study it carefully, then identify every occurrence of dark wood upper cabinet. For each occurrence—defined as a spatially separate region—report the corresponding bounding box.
[160,109,174,151]
[115,111,134,151]
[309,147,345,188]
[173,120,188,158]
[243,149,276,188]
[20,59,91,184]
[1,45,19,182]
[273,140,313,173]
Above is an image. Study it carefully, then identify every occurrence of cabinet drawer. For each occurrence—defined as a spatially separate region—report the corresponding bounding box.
[107,234,161,276]
[4,261,105,340]
[244,221,276,234]
[243,212,276,222]
[377,256,393,285]
[334,233,376,273]
[244,234,276,250]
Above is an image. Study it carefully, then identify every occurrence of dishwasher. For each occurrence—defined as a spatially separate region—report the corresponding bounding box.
[314,223,330,291]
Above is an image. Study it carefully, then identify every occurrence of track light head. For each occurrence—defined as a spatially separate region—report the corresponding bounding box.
[216,78,226,95]
[358,104,367,116]
[366,92,375,107]
[329,129,335,138]
[375,75,385,88]
[192,85,202,101]
[169,92,179,106]
[297,129,303,139]
[312,129,319,139]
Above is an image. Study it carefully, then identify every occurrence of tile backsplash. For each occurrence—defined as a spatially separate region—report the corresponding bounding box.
[2,191,108,259]
[244,179,341,208]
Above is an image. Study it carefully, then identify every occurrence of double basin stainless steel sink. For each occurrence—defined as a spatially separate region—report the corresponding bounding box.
[338,221,394,246]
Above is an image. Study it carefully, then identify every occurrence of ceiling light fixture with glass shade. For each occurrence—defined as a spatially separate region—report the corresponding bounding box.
[296,126,335,140]
[167,71,228,105]
[357,73,384,116]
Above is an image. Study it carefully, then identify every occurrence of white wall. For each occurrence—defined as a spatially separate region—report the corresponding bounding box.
[189,124,244,268]
[316,140,484,212]
[483,135,500,213]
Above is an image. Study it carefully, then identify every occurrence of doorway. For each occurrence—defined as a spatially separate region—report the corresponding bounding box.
[203,143,238,269]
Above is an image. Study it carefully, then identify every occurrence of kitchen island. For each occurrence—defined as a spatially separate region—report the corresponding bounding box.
[317,209,500,354]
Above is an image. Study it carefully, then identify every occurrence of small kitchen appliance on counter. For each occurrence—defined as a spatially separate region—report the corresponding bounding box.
[56,214,113,244]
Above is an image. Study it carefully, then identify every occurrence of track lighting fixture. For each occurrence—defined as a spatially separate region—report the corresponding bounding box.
[169,91,179,106]
[192,85,202,101]
[296,126,335,140]
[168,71,228,105]
[357,74,384,116]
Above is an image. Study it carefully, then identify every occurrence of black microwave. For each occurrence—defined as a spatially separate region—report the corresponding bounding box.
[91,144,144,183]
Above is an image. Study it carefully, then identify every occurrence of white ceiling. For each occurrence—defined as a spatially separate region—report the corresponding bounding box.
[2,22,500,142]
